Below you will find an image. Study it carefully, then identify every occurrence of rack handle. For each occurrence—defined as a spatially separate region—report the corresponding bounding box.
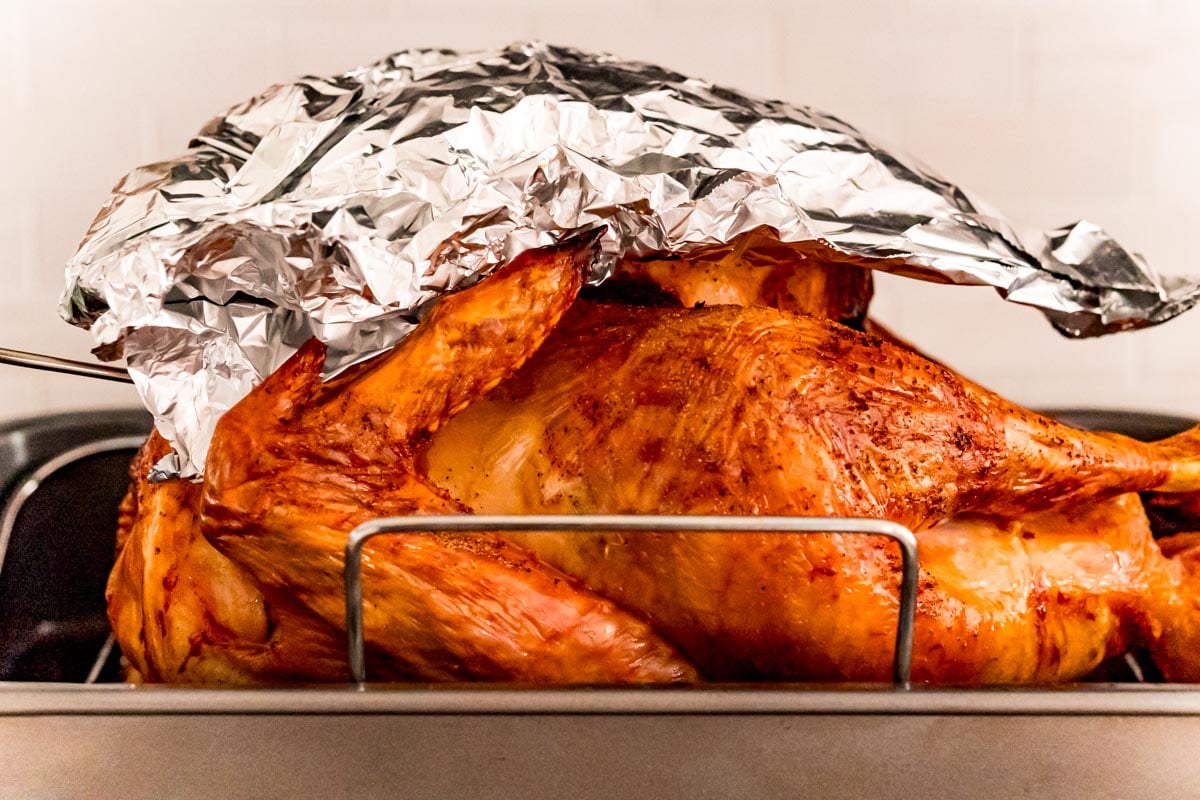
[344,514,919,688]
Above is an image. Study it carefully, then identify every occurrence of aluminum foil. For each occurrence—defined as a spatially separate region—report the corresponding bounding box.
[60,42,1200,478]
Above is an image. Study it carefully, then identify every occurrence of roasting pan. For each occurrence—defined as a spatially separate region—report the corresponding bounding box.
[2,407,1199,800]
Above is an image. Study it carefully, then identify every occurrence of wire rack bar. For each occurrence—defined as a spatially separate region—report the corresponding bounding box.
[344,515,919,688]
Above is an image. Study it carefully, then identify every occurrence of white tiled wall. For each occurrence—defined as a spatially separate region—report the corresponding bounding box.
[2,0,1198,420]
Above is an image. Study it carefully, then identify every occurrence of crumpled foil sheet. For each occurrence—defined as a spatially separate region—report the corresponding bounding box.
[60,42,1200,478]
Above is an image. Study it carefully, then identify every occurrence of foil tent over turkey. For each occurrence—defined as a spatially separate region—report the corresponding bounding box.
[60,41,1200,478]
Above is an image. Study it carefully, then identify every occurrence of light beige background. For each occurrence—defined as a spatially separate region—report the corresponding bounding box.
[2,0,1198,420]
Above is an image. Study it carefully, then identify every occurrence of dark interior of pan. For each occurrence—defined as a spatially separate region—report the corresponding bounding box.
[0,410,150,682]
[0,407,1192,684]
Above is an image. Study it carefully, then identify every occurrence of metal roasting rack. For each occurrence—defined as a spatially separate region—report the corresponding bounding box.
[344,515,920,687]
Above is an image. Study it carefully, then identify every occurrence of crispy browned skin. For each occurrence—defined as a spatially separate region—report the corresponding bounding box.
[108,432,350,684]
[117,431,1200,684]
[168,240,696,684]
[432,491,1200,682]
[428,300,1200,530]
[613,229,874,327]
[918,497,1195,683]
[1151,532,1200,680]
[422,296,1200,681]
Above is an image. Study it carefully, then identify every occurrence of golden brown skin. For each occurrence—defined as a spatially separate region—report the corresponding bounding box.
[422,295,1200,681]
[1151,532,1200,680]
[446,492,1200,682]
[612,228,874,327]
[112,440,694,684]
[425,344,1200,681]
[170,239,696,684]
[428,300,1200,530]
[109,432,350,684]
[917,497,1173,683]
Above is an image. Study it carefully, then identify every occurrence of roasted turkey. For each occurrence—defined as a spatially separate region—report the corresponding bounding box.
[109,238,1200,684]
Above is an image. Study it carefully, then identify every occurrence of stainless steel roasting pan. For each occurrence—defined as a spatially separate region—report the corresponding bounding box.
[2,408,1199,800]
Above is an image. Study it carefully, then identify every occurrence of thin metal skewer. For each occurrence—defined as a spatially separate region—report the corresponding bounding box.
[344,515,919,689]
[0,347,133,383]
